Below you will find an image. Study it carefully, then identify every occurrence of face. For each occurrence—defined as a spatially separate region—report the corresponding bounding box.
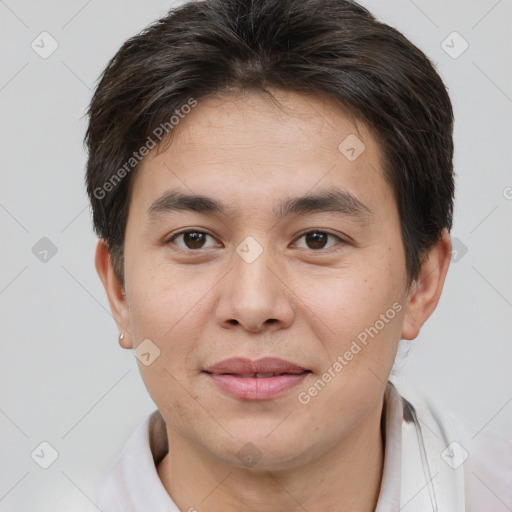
[101,90,428,470]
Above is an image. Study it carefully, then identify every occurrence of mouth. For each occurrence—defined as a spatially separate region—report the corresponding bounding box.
[203,356,310,375]
[218,371,309,378]
[203,357,312,400]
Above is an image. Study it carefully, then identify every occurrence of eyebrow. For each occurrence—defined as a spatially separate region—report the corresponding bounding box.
[146,188,373,223]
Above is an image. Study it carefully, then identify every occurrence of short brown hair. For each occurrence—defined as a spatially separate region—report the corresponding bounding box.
[85,0,454,288]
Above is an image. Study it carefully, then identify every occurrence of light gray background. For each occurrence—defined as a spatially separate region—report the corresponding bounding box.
[1,0,511,510]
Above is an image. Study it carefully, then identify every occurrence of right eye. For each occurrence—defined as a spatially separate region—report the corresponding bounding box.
[164,230,221,251]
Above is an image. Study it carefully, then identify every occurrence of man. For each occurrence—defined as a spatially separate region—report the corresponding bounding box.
[85,0,512,510]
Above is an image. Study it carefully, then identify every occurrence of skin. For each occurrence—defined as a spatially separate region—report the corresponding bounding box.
[96,89,452,511]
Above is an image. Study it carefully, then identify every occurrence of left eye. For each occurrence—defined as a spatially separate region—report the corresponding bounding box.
[166,231,219,250]
[294,231,343,251]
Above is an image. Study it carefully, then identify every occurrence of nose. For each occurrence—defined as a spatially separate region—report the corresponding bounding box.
[215,240,295,333]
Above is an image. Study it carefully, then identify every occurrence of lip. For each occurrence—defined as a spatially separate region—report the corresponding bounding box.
[203,357,311,400]
[204,357,308,375]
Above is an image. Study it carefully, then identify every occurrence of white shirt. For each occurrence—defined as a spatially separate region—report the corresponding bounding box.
[97,381,512,511]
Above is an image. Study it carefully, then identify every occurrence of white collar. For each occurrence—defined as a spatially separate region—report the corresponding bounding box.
[98,380,511,511]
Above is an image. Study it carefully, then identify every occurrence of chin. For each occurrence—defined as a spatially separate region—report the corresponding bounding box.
[209,427,313,471]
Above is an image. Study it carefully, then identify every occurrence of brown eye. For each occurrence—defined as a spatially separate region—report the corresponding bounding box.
[295,231,342,251]
[167,230,218,250]
[306,232,328,249]
[182,232,206,249]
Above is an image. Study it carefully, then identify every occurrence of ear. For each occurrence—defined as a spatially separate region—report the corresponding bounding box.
[401,229,452,340]
[95,239,133,349]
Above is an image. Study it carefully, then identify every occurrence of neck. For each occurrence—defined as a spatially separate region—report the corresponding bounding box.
[156,396,385,512]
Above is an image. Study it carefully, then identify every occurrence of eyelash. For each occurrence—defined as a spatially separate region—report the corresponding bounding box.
[164,229,346,253]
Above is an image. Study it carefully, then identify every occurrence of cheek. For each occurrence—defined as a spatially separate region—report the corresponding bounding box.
[126,277,204,422]
[300,266,404,371]
[294,277,403,430]
[124,247,189,338]
[137,362,201,440]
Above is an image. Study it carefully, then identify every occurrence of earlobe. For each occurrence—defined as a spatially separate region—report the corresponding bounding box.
[95,239,133,349]
[118,332,132,349]
[400,229,452,341]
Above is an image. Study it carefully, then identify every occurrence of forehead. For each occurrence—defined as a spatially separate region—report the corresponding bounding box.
[131,89,393,220]
[154,90,379,161]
